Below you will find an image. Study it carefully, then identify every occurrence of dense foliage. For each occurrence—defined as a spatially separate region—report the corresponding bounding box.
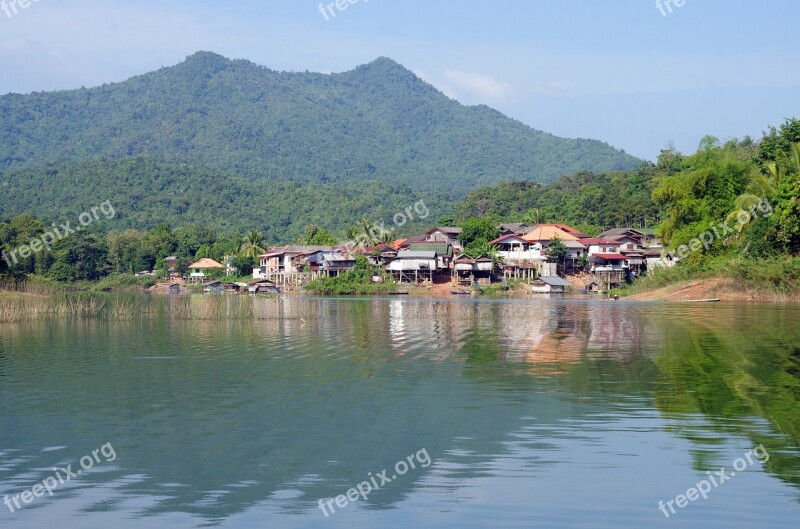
[0,52,640,199]
[0,157,438,242]
[653,120,800,262]
[453,167,662,235]
[304,256,396,295]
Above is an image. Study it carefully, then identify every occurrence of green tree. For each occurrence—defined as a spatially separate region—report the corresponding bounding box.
[302,225,337,246]
[459,218,500,247]
[239,230,267,259]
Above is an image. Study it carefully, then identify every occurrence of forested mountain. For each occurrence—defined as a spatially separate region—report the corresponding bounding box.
[0,52,640,199]
[0,157,439,243]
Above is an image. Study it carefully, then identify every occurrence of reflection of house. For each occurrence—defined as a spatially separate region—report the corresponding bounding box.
[531,276,571,294]
[387,251,438,283]
[425,227,463,250]
[188,258,226,283]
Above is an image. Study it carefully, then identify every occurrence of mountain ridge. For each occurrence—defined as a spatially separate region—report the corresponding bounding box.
[0,51,641,198]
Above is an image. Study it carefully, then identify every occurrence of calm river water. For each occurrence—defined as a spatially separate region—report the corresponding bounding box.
[1,295,799,528]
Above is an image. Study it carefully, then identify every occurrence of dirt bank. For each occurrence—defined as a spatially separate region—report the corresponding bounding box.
[626,277,795,302]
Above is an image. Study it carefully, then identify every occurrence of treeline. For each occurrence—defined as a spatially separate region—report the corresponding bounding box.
[651,119,800,264]
[451,167,661,236]
[0,218,253,283]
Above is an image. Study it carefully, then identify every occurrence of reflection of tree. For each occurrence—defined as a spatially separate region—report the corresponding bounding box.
[3,298,799,524]
[650,308,800,490]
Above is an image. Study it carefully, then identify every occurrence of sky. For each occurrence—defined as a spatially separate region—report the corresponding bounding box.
[1,0,798,161]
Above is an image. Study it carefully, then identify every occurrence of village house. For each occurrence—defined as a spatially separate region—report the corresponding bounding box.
[387,250,438,283]
[254,245,334,278]
[531,276,572,294]
[451,254,494,286]
[409,241,454,271]
[425,227,463,250]
[187,258,226,283]
[522,224,581,245]
[497,223,529,236]
[490,234,542,281]
[580,238,624,256]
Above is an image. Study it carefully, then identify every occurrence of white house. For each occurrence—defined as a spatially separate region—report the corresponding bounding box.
[490,234,545,262]
[387,251,438,283]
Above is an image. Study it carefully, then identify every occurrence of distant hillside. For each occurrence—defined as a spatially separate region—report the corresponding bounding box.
[0,157,440,242]
[0,52,641,199]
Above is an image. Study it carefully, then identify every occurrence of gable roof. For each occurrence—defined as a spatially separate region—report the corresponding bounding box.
[522,225,579,242]
[497,223,528,234]
[426,227,463,236]
[553,224,590,239]
[490,234,529,245]
[598,227,645,238]
[535,276,572,286]
[189,258,225,269]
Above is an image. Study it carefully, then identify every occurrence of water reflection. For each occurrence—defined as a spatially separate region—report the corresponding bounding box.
[0,297,798,528]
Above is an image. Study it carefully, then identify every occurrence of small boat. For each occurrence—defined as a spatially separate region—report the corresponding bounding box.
[388,292,409,296]
[451,290,471,295]
[685,298,721,303]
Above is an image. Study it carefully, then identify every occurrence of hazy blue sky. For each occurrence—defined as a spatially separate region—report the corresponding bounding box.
[1,0,798,160]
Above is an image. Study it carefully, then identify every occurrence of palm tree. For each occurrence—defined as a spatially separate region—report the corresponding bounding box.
[239,230,267,258]
[359,218,377,246]
[727,142,800,239]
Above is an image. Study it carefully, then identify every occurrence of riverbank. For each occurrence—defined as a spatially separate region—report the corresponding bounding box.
[624,278,772,302]
[622,256,800,302]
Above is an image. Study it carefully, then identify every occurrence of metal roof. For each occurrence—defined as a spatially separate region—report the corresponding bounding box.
[395,251,438,259]
[536,276,572,286]
[409,242,453,256]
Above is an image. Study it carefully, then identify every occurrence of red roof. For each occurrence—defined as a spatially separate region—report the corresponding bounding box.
[593,253,627,260]
[490,234,528,244]
[554,224,590,239]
